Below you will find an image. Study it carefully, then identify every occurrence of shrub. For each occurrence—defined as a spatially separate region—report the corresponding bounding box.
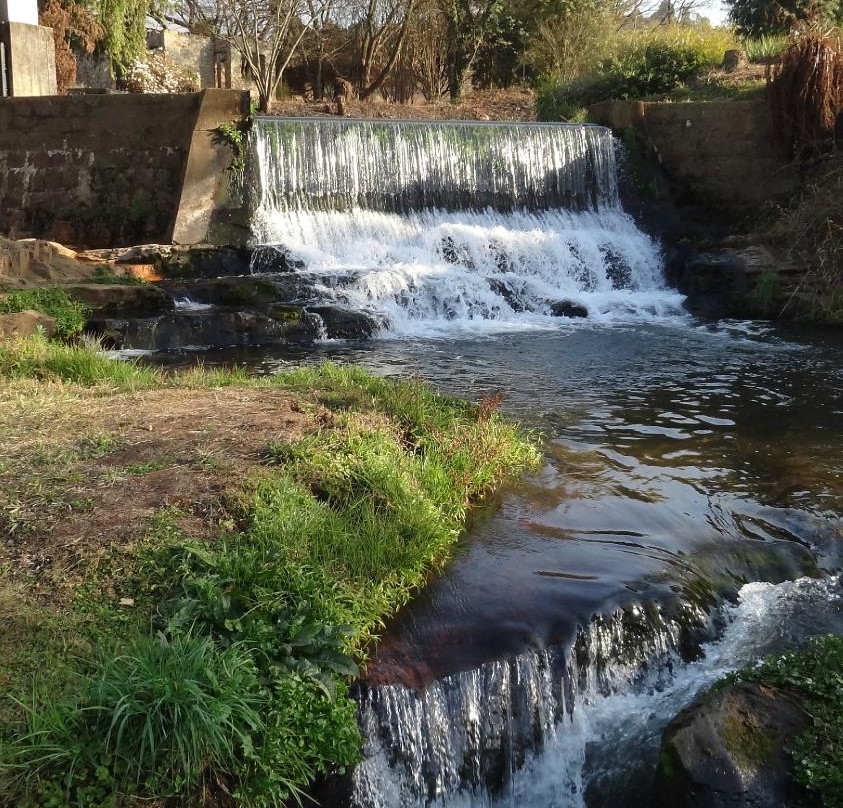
[123,51,200,93]
[0,288,87,340]
[536,24,738,119]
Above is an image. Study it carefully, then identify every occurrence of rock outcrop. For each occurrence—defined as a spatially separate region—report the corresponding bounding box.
[654,682,809,808]
[0,310,57,339]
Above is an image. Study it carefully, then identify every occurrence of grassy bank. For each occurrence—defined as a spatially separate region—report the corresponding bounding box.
[0,337,540,807]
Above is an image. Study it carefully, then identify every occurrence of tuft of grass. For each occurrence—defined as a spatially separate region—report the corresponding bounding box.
[0,289,88,340]
[747,269,781,316]
[3,634,263,801]
[0,336,161,388]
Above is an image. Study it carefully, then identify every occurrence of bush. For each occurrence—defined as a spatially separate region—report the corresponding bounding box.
[536,24,739,119]
[0,288,87,340]
[123,51,200,93]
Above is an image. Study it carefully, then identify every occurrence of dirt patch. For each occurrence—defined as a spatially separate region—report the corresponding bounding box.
[270,87,537,122]
[0,383,317,595]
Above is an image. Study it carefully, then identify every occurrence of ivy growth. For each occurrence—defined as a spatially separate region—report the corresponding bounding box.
[215,118,253,172]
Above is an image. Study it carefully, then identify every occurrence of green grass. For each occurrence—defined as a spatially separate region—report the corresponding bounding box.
[743,34,789,62]
[0,337,161,388]
[0,289,88,340]
[90,267,148,286]
[0,339,541,807]
[732,636,843,807]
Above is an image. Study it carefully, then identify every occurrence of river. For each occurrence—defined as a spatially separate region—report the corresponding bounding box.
[144,117,843,807]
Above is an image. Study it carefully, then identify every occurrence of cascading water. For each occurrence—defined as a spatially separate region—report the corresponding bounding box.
[248,118,684,336]
[351,576,843,808]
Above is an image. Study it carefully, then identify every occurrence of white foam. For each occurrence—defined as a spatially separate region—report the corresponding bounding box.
[252,208,684,338]
[351,575,842,808]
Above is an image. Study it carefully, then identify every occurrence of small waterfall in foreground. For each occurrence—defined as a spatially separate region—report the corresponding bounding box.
[350,576,843,808]
[247,118,684,337]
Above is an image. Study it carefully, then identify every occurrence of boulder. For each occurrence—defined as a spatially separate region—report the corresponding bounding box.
[654,682,809,808]
[65,283,174,317]
[306,305,386,339]
[89,308,319,351]
[162,275,310,308]
[550,300,588,318]
[0,310,57,339]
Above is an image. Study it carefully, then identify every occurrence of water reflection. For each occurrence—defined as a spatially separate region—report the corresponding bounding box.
[149,321,843,685]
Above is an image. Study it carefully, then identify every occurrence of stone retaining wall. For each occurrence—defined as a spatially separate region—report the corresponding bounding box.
[0,89,249,247]
[589,99,799,220]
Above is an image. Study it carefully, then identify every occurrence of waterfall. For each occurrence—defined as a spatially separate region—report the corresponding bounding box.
[247,118,684,337]
[350,576,843,808]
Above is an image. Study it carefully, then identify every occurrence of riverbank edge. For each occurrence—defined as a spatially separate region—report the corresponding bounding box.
[0,336,541,806]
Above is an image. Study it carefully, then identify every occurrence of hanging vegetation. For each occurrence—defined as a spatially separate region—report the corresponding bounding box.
[769,32,843,159]
[38,0,103,94]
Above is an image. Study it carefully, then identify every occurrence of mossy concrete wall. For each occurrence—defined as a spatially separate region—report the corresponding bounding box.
[0,89,249,248]
[589,99,799,220]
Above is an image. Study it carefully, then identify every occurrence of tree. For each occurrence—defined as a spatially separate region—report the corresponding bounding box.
[168,0,330,111]
[727,0,842,36]
[437,0,506,99]
[97,0,158,75]
[352,0,417,98]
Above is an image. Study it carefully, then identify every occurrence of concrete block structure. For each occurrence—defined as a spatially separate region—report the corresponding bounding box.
[0,0,57,96]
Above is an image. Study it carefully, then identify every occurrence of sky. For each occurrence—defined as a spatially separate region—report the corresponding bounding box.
[700,0,729,26]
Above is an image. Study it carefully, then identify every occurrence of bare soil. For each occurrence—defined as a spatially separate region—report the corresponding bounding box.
[0,382,317,599]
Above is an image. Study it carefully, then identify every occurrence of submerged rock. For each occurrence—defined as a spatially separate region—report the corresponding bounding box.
[654,682,809,808]
[550,300,588,318]
[306,305,386,339]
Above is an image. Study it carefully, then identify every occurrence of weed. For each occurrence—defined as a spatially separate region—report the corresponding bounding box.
[90,267,148,287]
[125,458,169,475]
[748,269,781,315]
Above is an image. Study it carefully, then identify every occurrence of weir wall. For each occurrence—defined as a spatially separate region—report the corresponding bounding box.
[589,99,799,220]
[0,89,249,247]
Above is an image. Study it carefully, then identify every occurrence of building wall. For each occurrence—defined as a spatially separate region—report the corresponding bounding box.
[589,99,799,219]
[0,89,249,247]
